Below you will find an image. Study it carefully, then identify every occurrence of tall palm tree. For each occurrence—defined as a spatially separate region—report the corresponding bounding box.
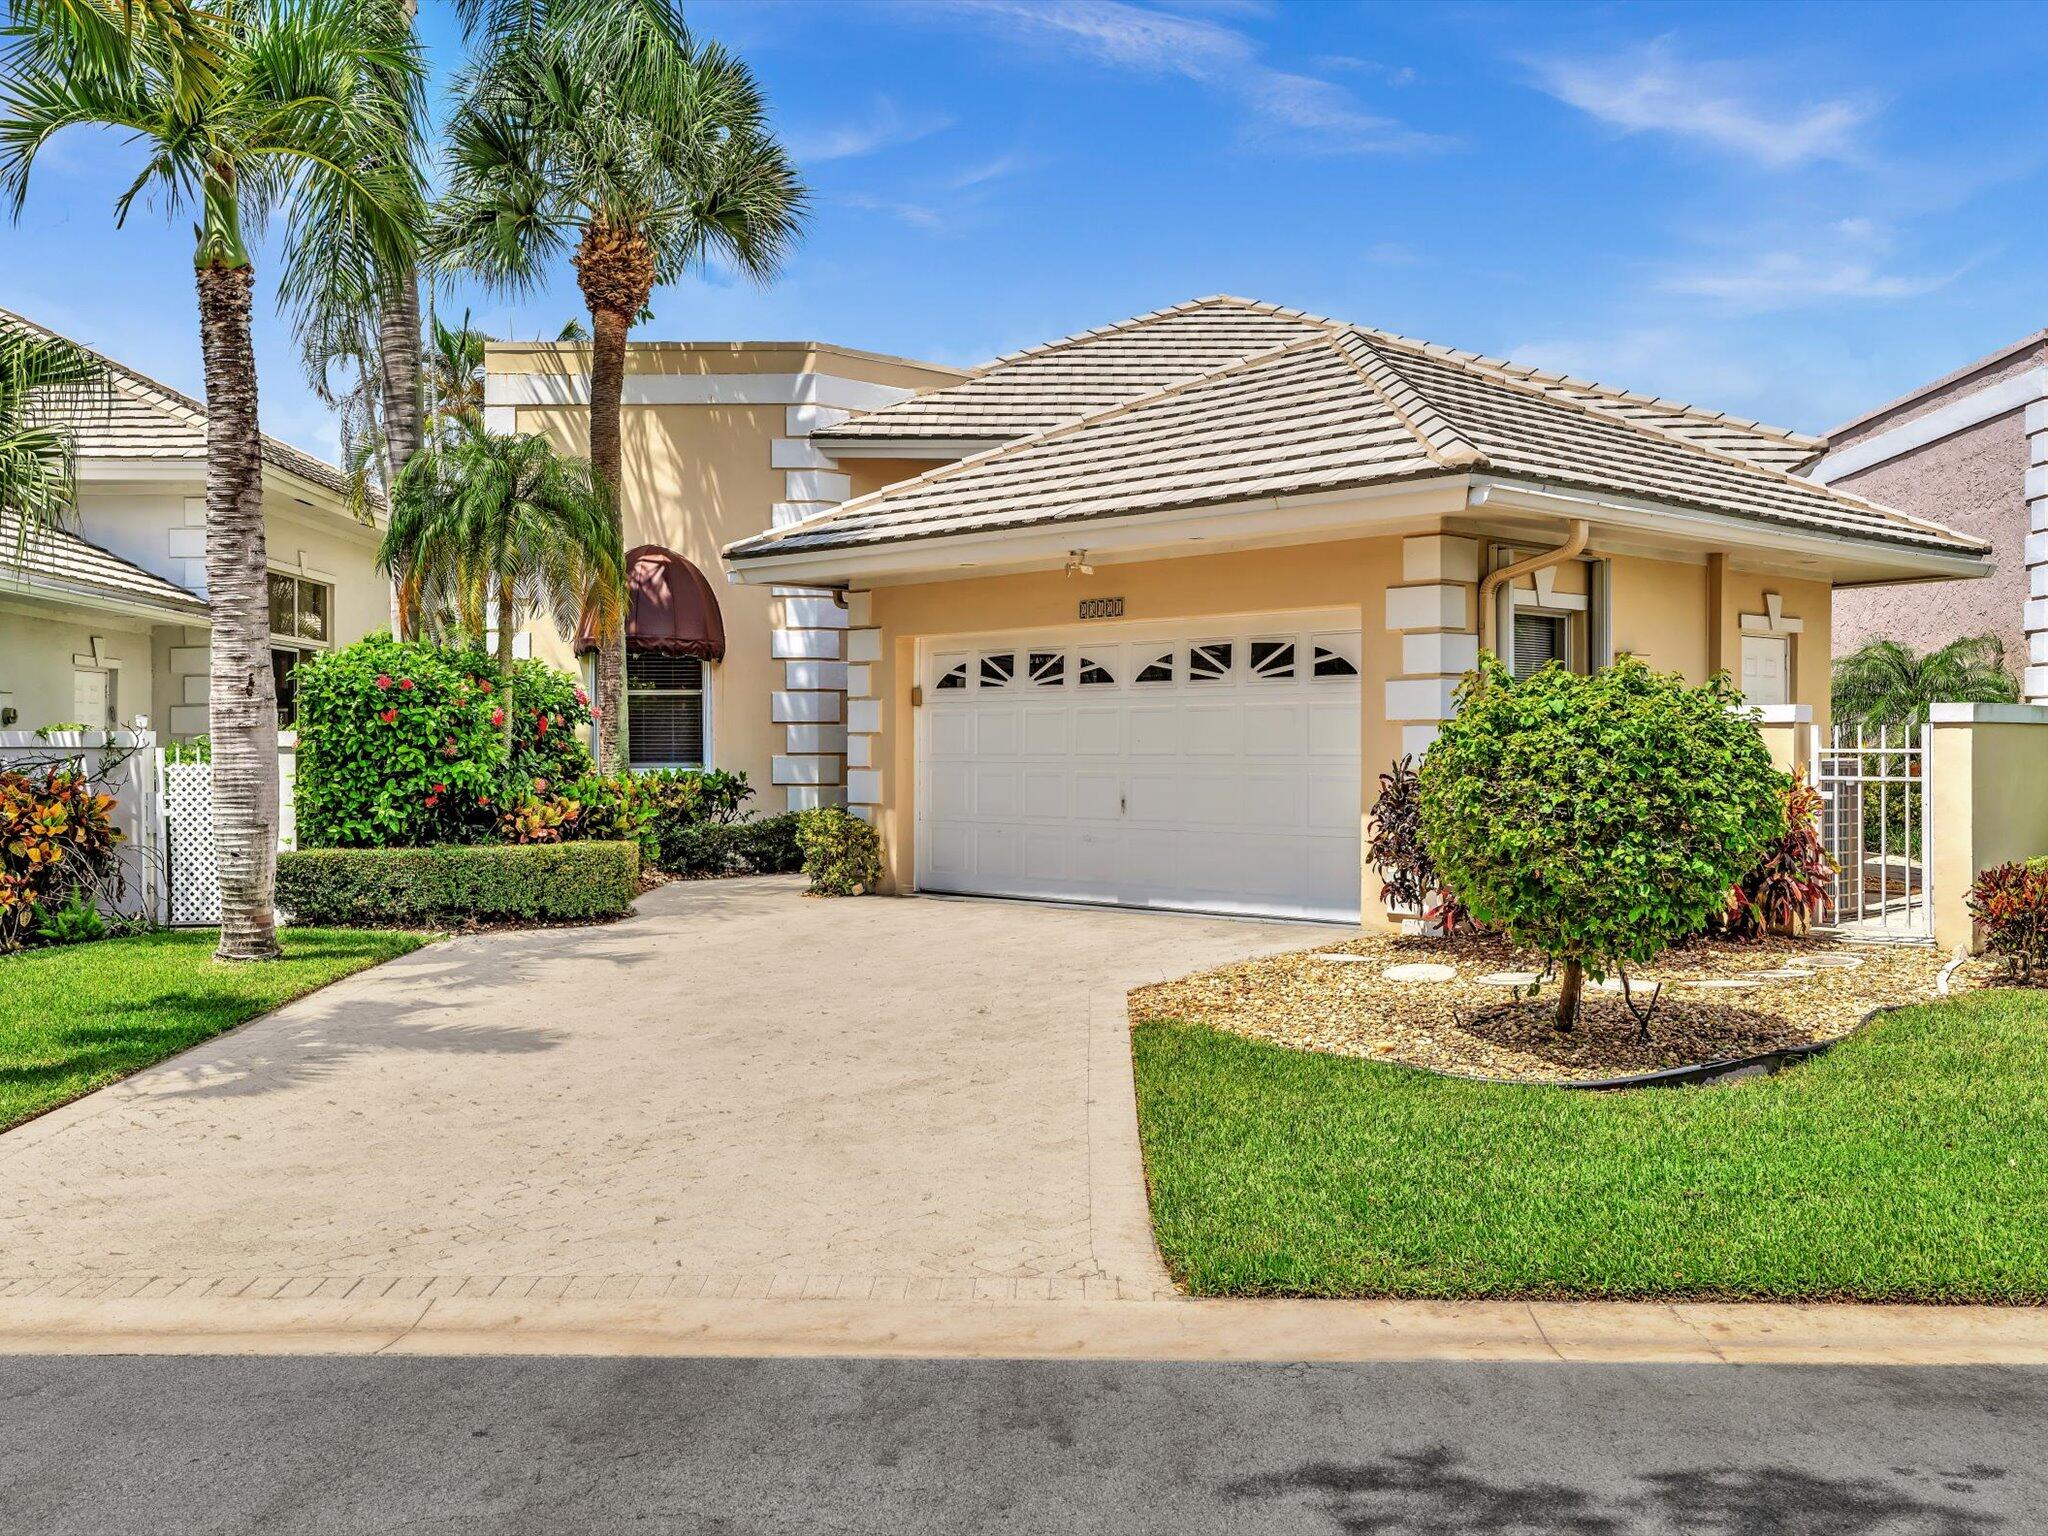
[434,0,805,767]
[424,308,488,437]
[1832,635,2021,729]
[1,0,424,960]
[0,323,104,560]
[379,422,623,746]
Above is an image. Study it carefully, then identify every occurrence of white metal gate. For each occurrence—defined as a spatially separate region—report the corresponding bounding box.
[1815,722,1932,942]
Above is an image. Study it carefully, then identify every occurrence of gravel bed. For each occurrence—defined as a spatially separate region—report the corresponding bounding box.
[1130,931,1984,1084]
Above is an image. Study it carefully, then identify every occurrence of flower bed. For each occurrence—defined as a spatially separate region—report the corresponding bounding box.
[1130,932,1979,1083]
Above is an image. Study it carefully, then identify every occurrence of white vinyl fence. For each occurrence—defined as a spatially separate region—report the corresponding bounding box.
[1,728,296,928]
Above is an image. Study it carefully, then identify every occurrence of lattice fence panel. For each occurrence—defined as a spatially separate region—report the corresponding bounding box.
[162,748,296,927]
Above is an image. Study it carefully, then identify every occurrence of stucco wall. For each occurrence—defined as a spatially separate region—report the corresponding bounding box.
[1830,410,2027,659]
[1929,706,2048,951]
[0,603,159,732]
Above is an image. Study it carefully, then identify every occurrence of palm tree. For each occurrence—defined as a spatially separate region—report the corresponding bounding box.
[379,423,623,746]
[1,0,424,961]
[434,0,805,767]
[0,323,104,561]
[424,309,489,437]
[1832,635,2020,729]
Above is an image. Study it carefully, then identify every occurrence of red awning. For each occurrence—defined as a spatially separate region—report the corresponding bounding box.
[576,544,726,660]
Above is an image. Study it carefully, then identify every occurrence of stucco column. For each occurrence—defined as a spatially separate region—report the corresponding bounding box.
[1928,701,2048,951]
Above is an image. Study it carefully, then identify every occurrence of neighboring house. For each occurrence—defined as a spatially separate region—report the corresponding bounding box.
[482,340,965,808]
[1804,330,2048,700]
[0,308,388,737]
[715,295,1990,926]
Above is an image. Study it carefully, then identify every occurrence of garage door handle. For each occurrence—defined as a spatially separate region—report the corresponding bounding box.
[1120,792,1126,814]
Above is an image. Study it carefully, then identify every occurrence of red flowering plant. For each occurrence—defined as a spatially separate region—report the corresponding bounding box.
[293,637,501,847]
[1967,858,2048,983]
[1712,769,1836,939]
[0,767,121,949]
[446,649,593,794]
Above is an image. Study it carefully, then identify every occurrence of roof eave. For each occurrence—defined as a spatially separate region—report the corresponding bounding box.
[0,568,210,623]
[809,435,1010,460]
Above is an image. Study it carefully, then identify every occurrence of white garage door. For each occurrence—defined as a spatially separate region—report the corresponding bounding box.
[917,613,1363,922]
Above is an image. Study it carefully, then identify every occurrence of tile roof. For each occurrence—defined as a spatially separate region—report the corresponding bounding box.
[0,509,210,617]
[814,295,1825,471]
[0,307,362,502]
[730,327,1988,564]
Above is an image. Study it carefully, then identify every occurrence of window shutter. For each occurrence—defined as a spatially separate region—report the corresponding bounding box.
[1512,613,1565,680]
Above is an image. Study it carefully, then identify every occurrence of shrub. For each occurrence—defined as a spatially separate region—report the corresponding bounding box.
[35,890,105,945]
[293,636,501,847]
[1419,655,1785,1030]
[445,647,594,789]
[736,812,803,874]
[643,768,758,873]
[495,795,583,844]
[1715,770,1835,939]
[1966,858,2048,983]
[276,841,639,925]
[0,768,122,950]
[795,807,882,896]
[1365,756,1468,931]
[561,772,659,861]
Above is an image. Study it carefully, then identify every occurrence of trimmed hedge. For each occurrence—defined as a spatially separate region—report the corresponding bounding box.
[277,841,639,925]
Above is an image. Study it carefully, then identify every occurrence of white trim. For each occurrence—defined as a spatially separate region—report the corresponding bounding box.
[483,404,516,434]
[1807,366,2048,483]
[483,371,914,412]
[771,438,839,470]
[1739,592,1806,635]
[1384,583,1469,631]
[1928,701,2048,725]
[1749,703,1813,724]
[809,437,1001,460]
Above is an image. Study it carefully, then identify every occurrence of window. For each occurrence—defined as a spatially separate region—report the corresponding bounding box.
[1512,613,1567,680]
[268,572,331,644]
[935,658,968,691]
[1077,655,1116,687]
[1188,642,1232,682]
[1134,650,1175,685]
[979,652,1016,688]
[271,649,303,727]
[1028,650,1066,687]
[1311,643,1359,679]
[627,652,706,768]
[1249,639,1295,681]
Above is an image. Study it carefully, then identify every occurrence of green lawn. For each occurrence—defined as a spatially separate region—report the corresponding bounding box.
[1133,990,2048,1302]
[0,928,430,1132]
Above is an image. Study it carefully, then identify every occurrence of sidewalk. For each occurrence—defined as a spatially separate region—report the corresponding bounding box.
[5,1292,2046,1364]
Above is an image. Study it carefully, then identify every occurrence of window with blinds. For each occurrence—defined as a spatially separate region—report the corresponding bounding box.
[626,652,706,768]
[1512,613,1567,680]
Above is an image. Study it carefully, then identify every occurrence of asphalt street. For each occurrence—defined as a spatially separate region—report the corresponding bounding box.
[1,1355,2039,1534]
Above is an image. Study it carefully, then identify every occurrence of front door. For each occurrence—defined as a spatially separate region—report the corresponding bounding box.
[71,668,114,729]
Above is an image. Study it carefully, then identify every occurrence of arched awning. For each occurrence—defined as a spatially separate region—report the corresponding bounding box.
[576,544,726,660]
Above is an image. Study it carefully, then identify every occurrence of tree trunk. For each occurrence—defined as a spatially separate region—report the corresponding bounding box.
[573,220,654,773]
[196,260,281,961]
[380,270,421,641]
[1555,956,1584,1033]
[497,579,517,755]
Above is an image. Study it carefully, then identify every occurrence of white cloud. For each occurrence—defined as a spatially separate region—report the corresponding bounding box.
[1500,326,1770,413]
[1528,38,1874,168]
[929,0,1445,154]
[1660,251,1954,309]
[945,151,1035,190]
[786,97,952,164]
[836,192,948,232]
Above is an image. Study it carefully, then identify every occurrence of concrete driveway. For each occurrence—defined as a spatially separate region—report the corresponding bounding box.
[0,878,1322,1305]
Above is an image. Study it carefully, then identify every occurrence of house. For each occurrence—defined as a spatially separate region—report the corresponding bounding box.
[1803,329,2048,700]
[0,308,389,737]
[481,339,965,806]
[717,295,1991,926]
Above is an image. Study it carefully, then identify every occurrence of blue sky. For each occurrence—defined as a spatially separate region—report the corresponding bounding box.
[6,0,2045,461]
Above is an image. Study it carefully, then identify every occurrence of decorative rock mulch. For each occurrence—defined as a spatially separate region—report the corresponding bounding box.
[1131,931,1993,1084]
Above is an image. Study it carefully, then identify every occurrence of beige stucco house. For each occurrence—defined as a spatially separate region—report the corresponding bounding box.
[482,339,964,808]
[718,296,1991,926]
[0,309,388,739]
[1805,329,2048,700]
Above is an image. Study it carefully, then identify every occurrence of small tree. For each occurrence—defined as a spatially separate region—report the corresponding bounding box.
[1419,656,1786,1031]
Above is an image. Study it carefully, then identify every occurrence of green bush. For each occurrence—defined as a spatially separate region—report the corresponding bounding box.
[293,636,502,847]
[657,812,802,878]
[1418,655,1785,1029]
[737,812,803,874]
[795,807,882,896]
[277,841,639,924]
[445,647,594,790]
[1,767,122,950]
[561,772,660,860]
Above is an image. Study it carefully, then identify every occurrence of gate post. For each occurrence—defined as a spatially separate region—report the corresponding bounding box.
[1751,704,1815,777]
[1928,702,2048,952]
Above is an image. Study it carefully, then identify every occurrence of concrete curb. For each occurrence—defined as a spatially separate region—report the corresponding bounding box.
[4,1296,2047,1364]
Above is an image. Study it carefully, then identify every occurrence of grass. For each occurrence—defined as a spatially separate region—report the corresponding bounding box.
[0,927,430,1132]
[1133,990,2048,1302]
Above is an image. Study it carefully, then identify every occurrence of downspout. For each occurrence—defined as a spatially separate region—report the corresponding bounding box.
[1477,519,1591,654]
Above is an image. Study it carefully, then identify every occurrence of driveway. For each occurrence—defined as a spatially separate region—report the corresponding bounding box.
[0,878,1321,1304]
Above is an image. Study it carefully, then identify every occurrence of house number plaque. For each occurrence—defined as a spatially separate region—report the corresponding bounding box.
[1078,596,1125,620]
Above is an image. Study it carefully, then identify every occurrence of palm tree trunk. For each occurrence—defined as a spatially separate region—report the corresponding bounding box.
[586,301,627,770]
[497,579,517,754]
[379,269,421,640]
[196,259,281,962]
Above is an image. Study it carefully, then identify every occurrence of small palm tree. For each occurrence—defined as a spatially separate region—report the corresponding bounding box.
[424,309,489,437]
[434,0,805,767]
[2,0,424,960]
[1832,635,2021,729]
[380,424,623,746]
[0,322,104,560]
